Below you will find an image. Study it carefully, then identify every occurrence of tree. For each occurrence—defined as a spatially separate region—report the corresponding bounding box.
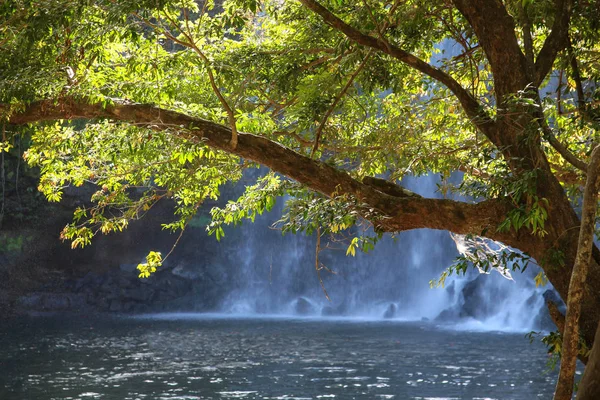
[1,0,599,396]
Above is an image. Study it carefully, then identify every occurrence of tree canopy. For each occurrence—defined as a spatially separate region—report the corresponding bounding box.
[1,0,600,397]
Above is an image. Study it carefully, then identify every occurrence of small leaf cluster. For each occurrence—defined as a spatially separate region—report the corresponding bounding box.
[137,250,163,278]
[430,235,532,288]
[207,172,283,241]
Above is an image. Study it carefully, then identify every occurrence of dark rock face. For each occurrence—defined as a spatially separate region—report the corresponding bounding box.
[16,293,88,312]
[13,261,219,314]
[294,297,315,315]
[383,303,397,319]
[543,289,565,311]
[535,289,566,331]
[457,275,504,320]
[435,307,460,322]
[171,262,204,281]
[321,300,349,317]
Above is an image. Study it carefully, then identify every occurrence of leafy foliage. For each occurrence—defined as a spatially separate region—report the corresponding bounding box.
[1,0,599,282]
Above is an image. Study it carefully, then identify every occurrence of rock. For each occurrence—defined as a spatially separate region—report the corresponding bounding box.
[117,275,135,288]
[38,293,70,310]
[171,262,203,280]
[383,303,397,319]
[321,301,348,316]
[15,293,44,310]
[119,263,138,274]
[66,294,88,311]
[15,292,85,312]
[109,300,123,312]
[97,297,111,311]
[75,272,104,292]
[100,276,116,293]
[543,289,565,311]
[122,286,155,302]
[445,281,456,299]
[536,307,557,331]
[132,303,150,313]
[459,275,501,320]
[294,297,315,315]
[435,308,459,322]
[203,264,229,285]
[156,274,192,297]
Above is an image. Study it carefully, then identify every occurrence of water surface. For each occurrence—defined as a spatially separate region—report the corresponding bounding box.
[0,315,558,399]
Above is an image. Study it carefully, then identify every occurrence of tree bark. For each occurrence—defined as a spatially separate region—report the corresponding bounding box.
[4,97,600,352]
[578,320,600,399]
[554,145,600,400]
[2,98,512,238]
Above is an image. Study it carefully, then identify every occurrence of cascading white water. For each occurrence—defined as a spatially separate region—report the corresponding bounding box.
[202,39,560,330]
[209,173,557,332]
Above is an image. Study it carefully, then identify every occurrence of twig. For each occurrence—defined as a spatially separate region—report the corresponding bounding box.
[172,11,239,149]
[134,11,239,149]
[518,1,535,78]
[311,50,372,157]
[540,118,588,172]
[276,130,383,153]
[567,38,586,115]
[557,69,564,115]
[315,226,331,301]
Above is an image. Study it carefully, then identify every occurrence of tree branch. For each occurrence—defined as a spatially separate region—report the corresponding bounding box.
[452,0,528,97]
[134,11,239,149]
[542,120,588,172]
[578,318,600,399]
[3,97,513,240]
[567,38,586,115]
[311,50,371,157]
[297,0,490,131]
[535,0,574,85]
[554,144,600,400]
[518,2,535,79]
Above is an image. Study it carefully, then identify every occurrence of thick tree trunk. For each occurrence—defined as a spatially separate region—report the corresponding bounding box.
[533,167,600,351]
[578,320,600,399]
[554,145,600,400]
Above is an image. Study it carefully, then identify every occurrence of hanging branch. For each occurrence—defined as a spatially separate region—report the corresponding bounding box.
[14,133,21,205]
[311,50,372,158]
[554,144,600,400]
[518,1,535,79]
[298,0,488,130]
[173,9,239,149]
[134,11,239,149]
[0,124,5,230]
[557,69,564,115]
[534,0,574,84]
[315,226,331,301]
[531,88,588,172]
[567,38,587,116]
[541,119,588,172]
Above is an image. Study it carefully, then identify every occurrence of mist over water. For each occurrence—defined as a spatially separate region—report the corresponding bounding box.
[205,174,552,333]
[182,39,556,332]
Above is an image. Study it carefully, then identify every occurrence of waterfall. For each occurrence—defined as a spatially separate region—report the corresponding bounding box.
[195,173,556,332]
[189,39,558,331]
